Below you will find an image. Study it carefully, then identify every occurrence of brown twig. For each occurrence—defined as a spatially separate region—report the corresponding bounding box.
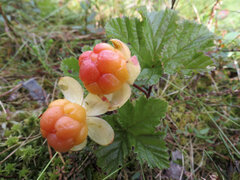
[0,132,35,164]
[0,83,23,98]
[58,152,65,165]
[0,143,19,156]
[76,152,92,172]
[0,175,16,178]
[189,137,194,180]
[207,0,221,29]
[67,167,76,178]
[48,143,53,159]
[171,0,177,9]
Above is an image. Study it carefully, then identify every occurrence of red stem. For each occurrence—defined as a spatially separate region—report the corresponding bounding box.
[133,84,148,97]
[147,85,153,98]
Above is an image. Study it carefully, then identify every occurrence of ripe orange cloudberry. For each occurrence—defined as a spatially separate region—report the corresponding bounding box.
[40,76,116,152]
[40,99,88,152]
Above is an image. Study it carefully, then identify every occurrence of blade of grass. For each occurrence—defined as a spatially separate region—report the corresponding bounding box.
[204,150,226,179]
[29,0,74,31]
[201,104,240,158]
[102,161,132,180]
[37,152,58,180]
[213,110,240,128]
[0,41,28,71]
[140,163,146,180]
[219,133,235,161]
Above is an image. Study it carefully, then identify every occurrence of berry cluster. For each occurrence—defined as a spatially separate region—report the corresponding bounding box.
[40,99,87,152]
[79,43,129,95]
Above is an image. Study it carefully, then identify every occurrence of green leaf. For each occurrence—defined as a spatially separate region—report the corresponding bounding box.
[223,32,239,43]
[81,45,92,52]
[96,97,169,172]
[162,20,214,74]
[60,57,85,87]
[199,127,210,135]
[96,131,129,173]
[128,133,169,169]
[60,57,79,80]
[137,68,162,86]
[96,115,129,173]
[119,97,169,169]
[118,97,167,135]
[105,9,214,83]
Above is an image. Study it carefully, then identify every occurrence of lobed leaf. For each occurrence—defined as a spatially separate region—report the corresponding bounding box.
[96,97,169,172]
[118,97,167,136]
[105,9,214,84]
[96,131,129,173]
[128,133,169,169]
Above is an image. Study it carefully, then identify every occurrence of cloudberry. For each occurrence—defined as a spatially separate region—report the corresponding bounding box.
[79,43,129,95]
[40,99,88,152]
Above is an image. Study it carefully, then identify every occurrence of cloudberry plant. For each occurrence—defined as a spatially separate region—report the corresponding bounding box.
[40,99,88,152]
[79,43,130,95]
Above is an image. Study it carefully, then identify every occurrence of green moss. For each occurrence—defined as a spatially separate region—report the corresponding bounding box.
[0,114,7,122]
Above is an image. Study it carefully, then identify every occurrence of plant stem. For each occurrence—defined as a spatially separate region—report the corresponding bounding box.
[133,83,148,97]
[147,85,153,98]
